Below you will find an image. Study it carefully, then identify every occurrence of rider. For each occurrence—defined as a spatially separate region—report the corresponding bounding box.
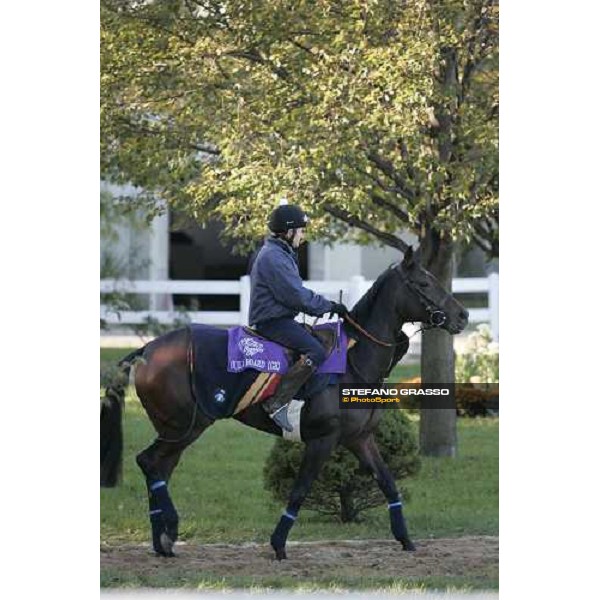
[249,202,348,432]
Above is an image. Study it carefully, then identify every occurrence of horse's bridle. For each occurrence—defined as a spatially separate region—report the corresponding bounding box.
[344,265,449,349]
[345,266,450,382]
[392,267,448,329]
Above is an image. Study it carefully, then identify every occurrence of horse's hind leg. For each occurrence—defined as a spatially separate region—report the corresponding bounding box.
[345,434,416,551]
[133,331,213,556]
[136,427,209,557]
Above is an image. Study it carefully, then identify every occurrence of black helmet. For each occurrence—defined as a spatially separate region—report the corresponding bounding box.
[268,204,309,233]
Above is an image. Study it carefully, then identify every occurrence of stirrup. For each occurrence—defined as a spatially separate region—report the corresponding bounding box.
[269,405,293,432]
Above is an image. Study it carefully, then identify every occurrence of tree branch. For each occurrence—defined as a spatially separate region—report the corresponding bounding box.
[323,205,409,252]
[366,151,416,201]
[471,232,493,256]
[289,39,317,57]
[397,138,418,185]
[369,192,412,225]
[333,167,413,225]
[116,116,221,156]
[225,49,292,82]
[354,166,415,212]
[472,218,498,258]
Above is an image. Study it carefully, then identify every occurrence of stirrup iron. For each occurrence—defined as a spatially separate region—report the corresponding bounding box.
[269,404,293,432]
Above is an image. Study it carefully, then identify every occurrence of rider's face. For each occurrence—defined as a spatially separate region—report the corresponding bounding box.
[287,228,306,248]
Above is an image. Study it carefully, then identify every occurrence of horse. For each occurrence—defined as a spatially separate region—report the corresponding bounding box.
[100,246,468,560]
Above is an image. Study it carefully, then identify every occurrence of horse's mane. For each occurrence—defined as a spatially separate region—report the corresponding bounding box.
[349,265,397,325]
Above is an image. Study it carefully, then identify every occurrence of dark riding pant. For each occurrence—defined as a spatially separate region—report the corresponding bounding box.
[254,317,328,367]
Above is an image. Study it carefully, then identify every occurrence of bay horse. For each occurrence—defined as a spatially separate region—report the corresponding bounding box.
[100,247,468,559]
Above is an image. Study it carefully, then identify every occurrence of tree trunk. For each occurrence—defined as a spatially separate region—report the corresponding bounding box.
[419,229,457,457]
[339,488,358,523]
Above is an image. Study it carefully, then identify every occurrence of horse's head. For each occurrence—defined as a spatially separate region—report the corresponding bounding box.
[393,247,469,335]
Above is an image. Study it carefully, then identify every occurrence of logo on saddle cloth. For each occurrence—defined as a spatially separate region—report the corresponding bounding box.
[238,337,265,357]
[227,323,348,375]
[228,327,288,373]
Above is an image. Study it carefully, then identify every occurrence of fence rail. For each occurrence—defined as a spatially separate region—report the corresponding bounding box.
[101,273,498,343]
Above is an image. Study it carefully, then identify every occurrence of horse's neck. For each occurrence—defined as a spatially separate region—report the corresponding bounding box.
[348,290,404,382]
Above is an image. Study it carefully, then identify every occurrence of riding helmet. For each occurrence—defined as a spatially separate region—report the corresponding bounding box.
[268,204,309,233]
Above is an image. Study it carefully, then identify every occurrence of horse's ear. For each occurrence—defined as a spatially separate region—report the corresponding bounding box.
[402,246,415,269]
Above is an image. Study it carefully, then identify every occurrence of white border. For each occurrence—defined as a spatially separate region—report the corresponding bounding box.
[2,2,99,598]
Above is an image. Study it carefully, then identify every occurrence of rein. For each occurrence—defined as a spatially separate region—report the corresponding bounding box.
[343,313,397,348]
[346,323,420,383]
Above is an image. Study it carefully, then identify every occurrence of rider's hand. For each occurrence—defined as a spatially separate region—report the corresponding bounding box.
[329,301,349,319]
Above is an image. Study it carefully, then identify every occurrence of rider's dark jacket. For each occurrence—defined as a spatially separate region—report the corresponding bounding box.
[249,237,332,326]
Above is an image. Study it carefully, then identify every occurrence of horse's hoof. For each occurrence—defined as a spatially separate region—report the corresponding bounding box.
[402,540,416,551]
[272,546,287,561]
[153,539,176,558]
[160,532,176,556]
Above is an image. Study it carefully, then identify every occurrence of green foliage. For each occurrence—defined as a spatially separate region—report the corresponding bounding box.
[455,324,499,383]
[263,409,421,522]
[101,0,498,255]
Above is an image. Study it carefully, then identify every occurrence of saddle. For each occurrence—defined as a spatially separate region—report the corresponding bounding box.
[243,323,338,361]
[187,323,352,422]
[227,322,346,376]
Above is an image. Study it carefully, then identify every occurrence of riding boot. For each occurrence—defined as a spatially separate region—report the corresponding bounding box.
[262,355,317,432]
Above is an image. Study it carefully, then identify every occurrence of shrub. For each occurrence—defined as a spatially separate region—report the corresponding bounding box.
[263,409,420,522]
[455,324,499,384]
[398,376,498,416]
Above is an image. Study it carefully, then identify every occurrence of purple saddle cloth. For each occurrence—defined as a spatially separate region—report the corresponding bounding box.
[227,322,347,375]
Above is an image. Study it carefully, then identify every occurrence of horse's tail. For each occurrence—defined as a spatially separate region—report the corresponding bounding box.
[100,346,146,487]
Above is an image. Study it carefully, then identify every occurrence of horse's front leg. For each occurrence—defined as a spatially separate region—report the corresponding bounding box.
[270,433,338,560]
[346,433,416,551]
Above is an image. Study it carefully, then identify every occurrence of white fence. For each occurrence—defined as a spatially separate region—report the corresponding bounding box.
[100,273,498,344]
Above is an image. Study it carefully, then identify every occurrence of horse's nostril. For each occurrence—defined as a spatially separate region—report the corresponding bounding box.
[461,309,469,321]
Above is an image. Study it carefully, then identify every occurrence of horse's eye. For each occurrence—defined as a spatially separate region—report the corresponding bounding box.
[418,281,428,288]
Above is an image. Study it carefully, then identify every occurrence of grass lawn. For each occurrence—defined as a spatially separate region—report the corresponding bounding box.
[101,347,137,369]
[101,395,497,544]
[101,348,497,590]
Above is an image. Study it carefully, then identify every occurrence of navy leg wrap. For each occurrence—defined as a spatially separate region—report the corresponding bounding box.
[150,481,178,521]
[147,480,178,554]
[270,510,297,550]
[388,500,409,541]
[149,509,164,552]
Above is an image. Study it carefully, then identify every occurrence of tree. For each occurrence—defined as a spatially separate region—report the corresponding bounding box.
[101,0,499,456]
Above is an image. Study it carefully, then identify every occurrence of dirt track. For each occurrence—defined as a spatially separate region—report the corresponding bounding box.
[101,536,498,588]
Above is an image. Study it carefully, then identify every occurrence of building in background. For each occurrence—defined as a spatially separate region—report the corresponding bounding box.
[101,186,496,327]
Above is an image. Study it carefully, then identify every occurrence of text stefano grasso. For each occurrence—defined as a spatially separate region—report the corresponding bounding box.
[341,387,451,396]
